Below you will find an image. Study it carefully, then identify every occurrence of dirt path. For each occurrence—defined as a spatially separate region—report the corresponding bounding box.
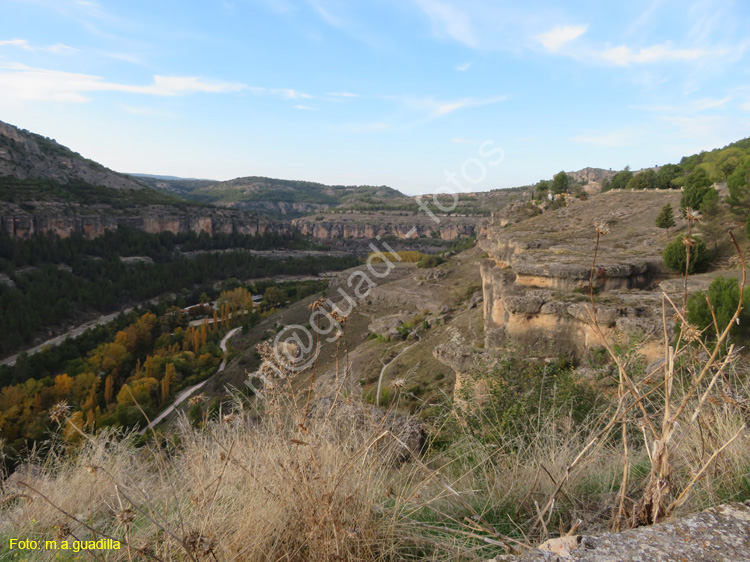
[140,327,241,434]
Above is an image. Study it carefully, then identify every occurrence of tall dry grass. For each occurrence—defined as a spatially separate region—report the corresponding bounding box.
[2,226,750,560]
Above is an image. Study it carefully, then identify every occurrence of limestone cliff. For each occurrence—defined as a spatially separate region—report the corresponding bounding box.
[0,204,288,239]
[478,190,684,363]
[293,214,478,240]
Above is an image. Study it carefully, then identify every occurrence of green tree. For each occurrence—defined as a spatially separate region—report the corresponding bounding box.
[726,158,750,212]
[698,189,723,251]
[680,168,713,213]
[536,179,550,199]
[627,169,656,190]
[655,203,676,239]
[687,277,750,343]
[606,167,633,191]
[655,164,683,189]
[551,171,570,194]
[662,236,711,274]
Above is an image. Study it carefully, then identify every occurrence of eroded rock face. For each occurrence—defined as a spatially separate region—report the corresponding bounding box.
[0,207,289,239]
[292,216,477,240]
[492,501,750,562]
[478,191,683,363]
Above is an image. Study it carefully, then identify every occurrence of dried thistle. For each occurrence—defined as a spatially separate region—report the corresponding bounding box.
[185,531,216,558]
[390,378,406,390]
[222,413,237,425]
[116,508,136,526]
[188,393,205,407]
[682,236,696,248]
[56,523,72,541]
[681,323,701,343]
[49,401,71,424]
[594,220,610,236]
[308,297,327,311]
[685,208,702,222]
[83,463,99,475]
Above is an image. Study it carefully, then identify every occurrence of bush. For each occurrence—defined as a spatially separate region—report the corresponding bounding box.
[662,236,711,274]
[687,276,750,342]
[417,254,445,268]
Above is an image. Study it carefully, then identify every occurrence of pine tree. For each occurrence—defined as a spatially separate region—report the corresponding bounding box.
[655,203,676,239]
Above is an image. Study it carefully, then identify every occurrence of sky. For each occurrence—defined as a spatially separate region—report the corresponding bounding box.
[1,0,749,195]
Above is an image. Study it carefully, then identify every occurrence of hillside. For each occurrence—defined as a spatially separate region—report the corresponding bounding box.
[0,122,292,240]
[0,121,144,191]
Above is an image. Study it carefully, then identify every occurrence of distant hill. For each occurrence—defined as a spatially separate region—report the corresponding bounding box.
[0,122,287,240]
[0,120,145,190]
[140,175,414,217]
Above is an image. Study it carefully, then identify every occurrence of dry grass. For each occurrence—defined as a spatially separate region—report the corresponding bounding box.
[2,230,750,561]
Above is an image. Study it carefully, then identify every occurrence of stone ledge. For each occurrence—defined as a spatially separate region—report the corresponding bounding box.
[490,501,750,562]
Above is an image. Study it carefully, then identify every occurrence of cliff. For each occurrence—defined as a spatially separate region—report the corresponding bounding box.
[293,213,478,240]
[478,190,685,363]
[0,202,288,239]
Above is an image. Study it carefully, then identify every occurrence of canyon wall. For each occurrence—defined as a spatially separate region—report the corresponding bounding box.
[293,216,477,240]
[0,207,289,239]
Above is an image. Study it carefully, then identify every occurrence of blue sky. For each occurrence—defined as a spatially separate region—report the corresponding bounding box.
[1,0,749,194]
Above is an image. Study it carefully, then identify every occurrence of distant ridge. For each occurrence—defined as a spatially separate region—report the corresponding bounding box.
[0,120,145,190]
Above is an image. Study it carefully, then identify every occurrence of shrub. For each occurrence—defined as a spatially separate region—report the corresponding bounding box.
[662,236,711,274]
[416,254,445,268]
[687,276,750,342]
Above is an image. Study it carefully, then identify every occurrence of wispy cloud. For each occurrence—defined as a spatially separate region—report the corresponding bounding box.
[634,97,732,113]
[535,25,587,52]
[120,104,176,118]
[0,38,78,54]
[596,43,725,66]
[412,0,477,47]
[294,104,318,110]
[328,91,360,98]
[571,128,636,148]
[0,63,246,103]
[455,61,472,71]
[403,95,506,118]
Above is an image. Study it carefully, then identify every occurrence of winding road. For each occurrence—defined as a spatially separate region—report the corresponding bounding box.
[139,326,241,434]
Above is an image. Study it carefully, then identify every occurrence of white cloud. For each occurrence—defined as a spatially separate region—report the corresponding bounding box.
[0,63,246,103]
[634,97,732,113]
[294,104,318,110]
[597,43,721,66]
[571,129,634,148]
[741,102,750,111]
[328,91,360,98]
[407,95,506,118]
[455,61,472,71]
[412,0,477,47]
[0,38,77,54]
[535,25,587,52]
[271,88,312,100]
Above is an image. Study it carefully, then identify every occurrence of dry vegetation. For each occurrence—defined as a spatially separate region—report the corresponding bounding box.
[1,227,750,562]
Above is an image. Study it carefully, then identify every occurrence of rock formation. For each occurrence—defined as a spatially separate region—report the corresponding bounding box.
[0,204,289,239]
[478,190,684,363]
[491,501,750,561]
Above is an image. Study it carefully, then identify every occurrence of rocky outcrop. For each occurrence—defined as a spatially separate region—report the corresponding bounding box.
[479,190,684,363]
[293,216,477,240]
[0,120,144,190]
[492,501,750,562]
[0,206,289,239]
